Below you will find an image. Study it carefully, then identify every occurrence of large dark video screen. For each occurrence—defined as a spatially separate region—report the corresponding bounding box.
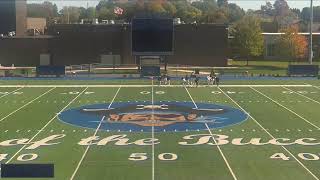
[132,18,174,55]
[0,1,16,34]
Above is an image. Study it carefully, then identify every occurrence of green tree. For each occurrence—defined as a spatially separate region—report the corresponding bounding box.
[59,6,81,24]
[79,7,97,20]
[174,1,202,23]
[273,0,290,24]
[163,2,177,17]
[227,3,245,23]
[146,1,166,15]
[301,6,320,22]
[203,9,228,23]
[231,15,264,65]
[191,0,217,13]
[27,1,58,25]
[217,0,228,8]
[97,6,117,20]
[261,1,274,17]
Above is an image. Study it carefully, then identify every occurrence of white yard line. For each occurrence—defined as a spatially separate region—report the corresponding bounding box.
[282,87,320,105]
[69,116,105,180]
[0,84,313,88]
[204,123,238,180]
[5,87,89,164]
[250,87,320,130]
[0,87,24,99]
[184,86,238,180]
[218,87,319,180]
[151,78,155,180]
[70,86,121,180]
[0,87,56,123]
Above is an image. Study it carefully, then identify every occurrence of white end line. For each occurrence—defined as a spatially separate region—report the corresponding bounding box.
[218,87,319,180]
[70,86,121,180]
[250,87,320,130]
[0,87,56,123]
[5,87,88,164]
[185,86,237,180]
[0,84,313,88]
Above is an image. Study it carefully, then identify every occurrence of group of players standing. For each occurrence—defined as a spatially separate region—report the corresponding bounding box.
[182,72,220,87]
[157,71,220,87]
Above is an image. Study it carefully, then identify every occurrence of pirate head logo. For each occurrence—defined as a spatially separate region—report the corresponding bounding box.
[58,101,248,132]
[82,104,226,127]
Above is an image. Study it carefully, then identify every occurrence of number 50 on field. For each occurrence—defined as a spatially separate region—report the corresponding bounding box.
[129,153,178,161]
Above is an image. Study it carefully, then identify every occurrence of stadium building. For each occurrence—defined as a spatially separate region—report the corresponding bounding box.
[0,23,228,67]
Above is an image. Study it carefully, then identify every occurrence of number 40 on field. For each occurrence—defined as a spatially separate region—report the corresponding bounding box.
[270,152,320,161]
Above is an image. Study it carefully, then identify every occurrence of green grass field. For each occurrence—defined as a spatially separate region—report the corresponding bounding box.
[0,79,320,180]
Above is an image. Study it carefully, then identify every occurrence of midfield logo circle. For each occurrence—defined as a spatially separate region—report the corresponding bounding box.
[58,101,248,132]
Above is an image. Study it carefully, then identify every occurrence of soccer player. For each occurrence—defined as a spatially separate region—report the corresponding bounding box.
[215,76,220,87]
[195,76,199,87]
[167,75,171,85]
[207,75,211,86]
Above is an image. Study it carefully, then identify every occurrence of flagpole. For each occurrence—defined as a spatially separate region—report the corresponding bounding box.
[309,0,313,64]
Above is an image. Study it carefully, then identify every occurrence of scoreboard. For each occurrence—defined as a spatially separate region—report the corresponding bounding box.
[0,0,16,34]
[132,18,174,55]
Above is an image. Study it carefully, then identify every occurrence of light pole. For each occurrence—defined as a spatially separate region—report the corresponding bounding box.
[309,0,313,64]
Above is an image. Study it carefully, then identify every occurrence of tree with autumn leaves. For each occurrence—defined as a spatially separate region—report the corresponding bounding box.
[275,25,308,61]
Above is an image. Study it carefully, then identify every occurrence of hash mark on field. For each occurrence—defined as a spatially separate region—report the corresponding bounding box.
[220,87,320,180]
[251,87,320,130]
[0,87,24,99]
[0,87,56,124]
[5,87,88,165]
[283,87,320,105]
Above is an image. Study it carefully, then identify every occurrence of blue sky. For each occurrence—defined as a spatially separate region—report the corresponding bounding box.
[27,0,320,11]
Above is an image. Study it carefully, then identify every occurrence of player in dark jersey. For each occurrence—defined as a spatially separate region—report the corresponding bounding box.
[215,76,220,87]
[195,76,199,87]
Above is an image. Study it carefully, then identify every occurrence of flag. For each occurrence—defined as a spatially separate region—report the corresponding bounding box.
[114,6,124,15]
